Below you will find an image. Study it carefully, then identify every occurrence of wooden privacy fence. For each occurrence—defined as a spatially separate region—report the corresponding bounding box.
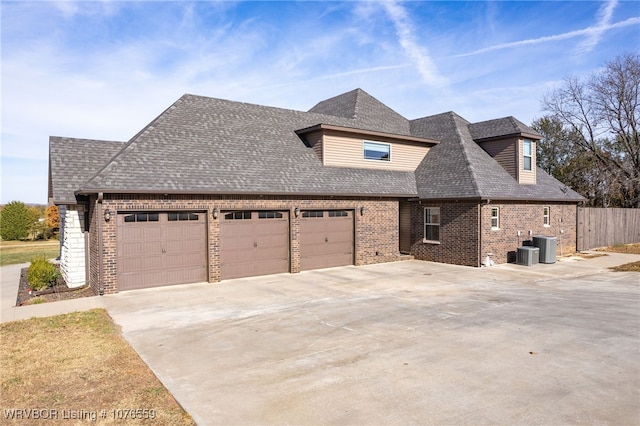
[577,207,640,251]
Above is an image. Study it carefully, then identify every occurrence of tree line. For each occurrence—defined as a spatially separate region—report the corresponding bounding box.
[532,53,639,208]
[0,201,59,241]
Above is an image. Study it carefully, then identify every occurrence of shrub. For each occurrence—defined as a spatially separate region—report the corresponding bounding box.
[27,257,59,291]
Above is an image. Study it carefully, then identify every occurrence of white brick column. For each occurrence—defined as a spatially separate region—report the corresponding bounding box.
[60,205,87,288]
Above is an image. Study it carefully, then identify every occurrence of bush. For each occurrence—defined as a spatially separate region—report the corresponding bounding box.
[27,257,59,291]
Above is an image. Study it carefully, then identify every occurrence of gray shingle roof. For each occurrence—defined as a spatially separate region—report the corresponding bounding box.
[411,113,584,202]
[48,89,583,204]
[468,116,542,141]
[48,137,125,204]
[78,94,417,197]
[308,88,411,135]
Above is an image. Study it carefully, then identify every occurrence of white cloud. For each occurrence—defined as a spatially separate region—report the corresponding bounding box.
[454,15,640,58]
[380,0,449,89]
[575,0,618,57]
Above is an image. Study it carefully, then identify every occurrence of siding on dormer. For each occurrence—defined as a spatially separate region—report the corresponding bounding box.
[477,138,518,180]
[321,130,431,171]
[304,130,324,163]
[518,138,537,185]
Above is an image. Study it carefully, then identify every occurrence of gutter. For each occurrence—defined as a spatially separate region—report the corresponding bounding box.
[74,189,420,199]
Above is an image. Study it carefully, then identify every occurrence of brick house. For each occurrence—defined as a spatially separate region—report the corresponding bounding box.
[48,89,584,294]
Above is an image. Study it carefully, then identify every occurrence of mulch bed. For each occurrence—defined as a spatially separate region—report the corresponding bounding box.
[17,266,96,306]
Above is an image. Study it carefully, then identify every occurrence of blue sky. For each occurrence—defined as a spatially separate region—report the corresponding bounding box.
[1,0,639,204]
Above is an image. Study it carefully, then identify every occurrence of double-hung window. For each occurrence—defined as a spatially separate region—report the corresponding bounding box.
[424,207,440,243]
[490,207,500,230]
[543,206,550,226]
[523,139,532,171]
[363,141,391,161]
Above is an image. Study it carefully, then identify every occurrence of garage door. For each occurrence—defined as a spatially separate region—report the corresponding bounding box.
[117,212,207,291]
[220,211,289,280]
[300,210,354,271]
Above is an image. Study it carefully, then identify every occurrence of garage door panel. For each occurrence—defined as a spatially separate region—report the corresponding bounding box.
[220,211,289,280]
[220,235,255,251]
[300,232,325,245]
[221,222,254,237]
[300,211,354,272]
[166,253,205,268]
[326,230,351,242]
[255,233,288,248]
[254,221,288,235]
[117,212,207,291]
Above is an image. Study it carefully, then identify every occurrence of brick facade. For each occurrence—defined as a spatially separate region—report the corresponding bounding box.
[88,194,401,294]
[410,202,480,267]
[408,201,578,267]
[480,202,578,264]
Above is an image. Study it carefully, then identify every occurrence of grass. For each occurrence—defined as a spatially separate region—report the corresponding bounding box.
[610,261,640,272]
[596,243,640,272]
[0,309,194,425]
[0,240,59,266]
[596,243,640,255]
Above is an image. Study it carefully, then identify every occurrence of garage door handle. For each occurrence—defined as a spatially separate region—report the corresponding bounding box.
[325,237,328,242]
[254,242,257,248]
[162,248,166,253]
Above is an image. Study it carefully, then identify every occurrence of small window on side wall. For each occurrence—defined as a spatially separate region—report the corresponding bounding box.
[491,207,500,230]
[523,140,532,171]
[363,141,391,162]
[543,206,550,226]
[424,207,440,243]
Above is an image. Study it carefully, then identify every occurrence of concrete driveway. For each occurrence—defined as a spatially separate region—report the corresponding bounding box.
[104,255,640,425]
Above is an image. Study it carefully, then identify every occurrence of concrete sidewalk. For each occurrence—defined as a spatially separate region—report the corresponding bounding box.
[0,262,104,323]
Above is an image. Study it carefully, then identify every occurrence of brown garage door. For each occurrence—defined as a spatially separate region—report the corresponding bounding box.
[220,211,289,280]
[117,212,207,291]
[300,210,354,271]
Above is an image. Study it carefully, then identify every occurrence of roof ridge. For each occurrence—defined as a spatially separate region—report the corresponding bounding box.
[451,113,482,197]
[80,95,187,191]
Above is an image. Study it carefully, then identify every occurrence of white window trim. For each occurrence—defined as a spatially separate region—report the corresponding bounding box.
[490,207,500,230]
[523,139,533,171]
[543,206,551,227]
[423,207,440,244]
[363,140,391,162]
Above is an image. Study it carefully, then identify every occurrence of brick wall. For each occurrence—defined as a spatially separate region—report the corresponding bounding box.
[480,202,578,264]
[410,202,480,267]
[90,194,401,293]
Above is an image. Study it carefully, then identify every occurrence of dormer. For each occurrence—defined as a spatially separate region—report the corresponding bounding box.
[296,124,439,172]
[469,117,541,185]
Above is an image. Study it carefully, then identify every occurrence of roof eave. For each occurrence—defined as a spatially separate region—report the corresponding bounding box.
[416,195,585,203]
[474,131,542,143]
[296,123,439,145]
[75,188,418,199]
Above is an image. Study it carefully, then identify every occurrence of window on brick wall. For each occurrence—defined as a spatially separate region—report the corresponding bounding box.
[424,207,440,243]
[490,207,500,230]
[543,206,550,226]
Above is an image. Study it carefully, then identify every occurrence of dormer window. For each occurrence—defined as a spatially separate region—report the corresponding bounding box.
[523,139,533,171]
[363,141,391,162]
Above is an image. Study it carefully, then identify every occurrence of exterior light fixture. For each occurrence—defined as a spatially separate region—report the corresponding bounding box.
[294,207,300,218]
[104,209,111,222]
[212,207,219,219]
[360,206,366,216]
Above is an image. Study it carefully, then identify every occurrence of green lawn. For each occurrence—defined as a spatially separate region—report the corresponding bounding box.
[0,240,60,266]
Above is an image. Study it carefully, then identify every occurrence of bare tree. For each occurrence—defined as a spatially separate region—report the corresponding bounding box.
[542,53,640,208]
